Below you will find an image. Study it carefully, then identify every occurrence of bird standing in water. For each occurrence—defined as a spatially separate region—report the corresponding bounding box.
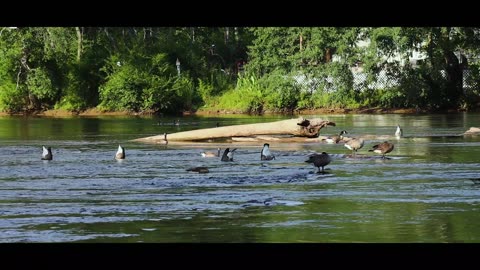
[344,138,364,158]
[42,146,53,160]
[115,145,125,160]
[221,148,237,161]
[305,152,332,173]
[260,143,275,160]
[368,141,394,159]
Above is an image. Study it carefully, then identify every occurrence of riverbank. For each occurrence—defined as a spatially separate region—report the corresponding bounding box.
[0,108,143,117]
[195,107,424,115]
[0,107,473,117]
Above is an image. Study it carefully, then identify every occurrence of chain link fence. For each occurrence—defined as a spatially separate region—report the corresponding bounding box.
[293,69,480,94]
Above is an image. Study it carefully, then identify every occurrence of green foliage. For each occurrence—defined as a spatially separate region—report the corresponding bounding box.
[2,27,480,114]
[98,53,185,113]
[55,67,87,111]
[260,71,299,112]
[26,68,56,100]
[0,28,27,112]
[358,88,404,108]
[215,88,263,114]
[197,78,214,103]
[206,73,263,113]
[396,67,431,108]
[171,76,197,112]
[461,64,480,110]
[0,27,251,114]
[0,81,27,112]
[196,69,234,106]
[298,63,358,109]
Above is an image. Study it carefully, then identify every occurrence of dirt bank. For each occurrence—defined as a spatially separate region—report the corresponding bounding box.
[0,107,469,117]
[194,107,429,116]
[0,108,150,117]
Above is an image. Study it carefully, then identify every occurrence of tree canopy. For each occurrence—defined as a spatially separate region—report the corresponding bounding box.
[0,27,479,114]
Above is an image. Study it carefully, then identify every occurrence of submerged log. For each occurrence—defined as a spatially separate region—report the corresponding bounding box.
[133,117,335,143]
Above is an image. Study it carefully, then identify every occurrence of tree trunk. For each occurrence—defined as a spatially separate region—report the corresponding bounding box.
[325,48,336,63]
[133,117,336,143]
[299,34,303,51]
[75,27,83,62]
[225,27,229,44]
[443,49,463,107]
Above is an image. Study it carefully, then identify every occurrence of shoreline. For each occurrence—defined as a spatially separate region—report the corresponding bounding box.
[0,107,473,117]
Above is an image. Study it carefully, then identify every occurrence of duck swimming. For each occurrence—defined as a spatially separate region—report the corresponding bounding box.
[201,148,221,157]
[324,130,348,144]
[186,167,209,173]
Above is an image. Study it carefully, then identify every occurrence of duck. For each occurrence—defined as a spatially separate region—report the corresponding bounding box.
[115,145,125,160]
[201,148,221,157]
[186,166,209,173]
[305,152,332,173]
[395,125,403,139]
[41,146,53,160]
[260,143,275,160]
[344,138,364,158]
[368,141,394,159]
[221,148,237,162]
[324,130,348,144]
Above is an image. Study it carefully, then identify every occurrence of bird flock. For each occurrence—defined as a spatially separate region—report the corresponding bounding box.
[41,125,404,175]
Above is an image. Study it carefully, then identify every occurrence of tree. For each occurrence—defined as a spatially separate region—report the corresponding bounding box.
[362,27,480,110]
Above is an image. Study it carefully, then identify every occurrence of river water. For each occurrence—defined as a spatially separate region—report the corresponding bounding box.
[0,113,479,242]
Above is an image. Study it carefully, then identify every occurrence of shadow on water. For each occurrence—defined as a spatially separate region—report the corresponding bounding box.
[1,113,480,242]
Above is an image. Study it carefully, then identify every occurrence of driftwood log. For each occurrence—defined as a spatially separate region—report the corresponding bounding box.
[133,117,335,143]
[464,127,480,135]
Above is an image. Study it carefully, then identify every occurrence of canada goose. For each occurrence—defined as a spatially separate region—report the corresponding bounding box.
[395,125,403,139]
[368,141,394,159]
[158,133,168,145]
[115,145,125,160]
[186,166,209,173]
[305,152,332,173]
[221,148,237,161]
[344,138,364,158]
[324,130,348,144]
[41,146,52,160]
[260,143,275,160]
[201,148,221,157]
